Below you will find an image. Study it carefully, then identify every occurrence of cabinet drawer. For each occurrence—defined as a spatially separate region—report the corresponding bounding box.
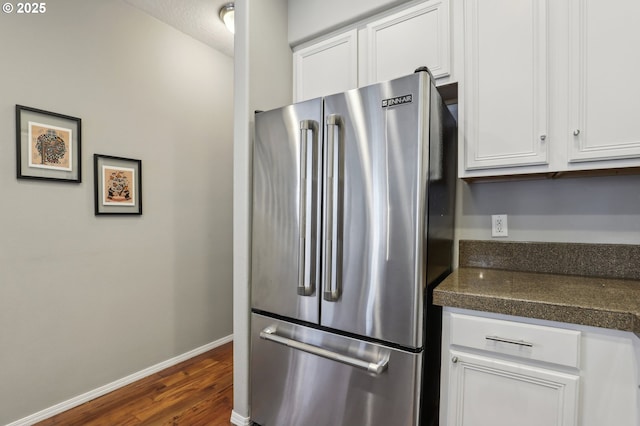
[450,313,581,368]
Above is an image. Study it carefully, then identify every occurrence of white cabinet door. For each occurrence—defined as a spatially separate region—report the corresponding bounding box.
[293,30,358,102]
[567,0,640,162]
[579,328,639,426]
[447,350,579,426]
[364,0,451,85]
[462,0,549,171]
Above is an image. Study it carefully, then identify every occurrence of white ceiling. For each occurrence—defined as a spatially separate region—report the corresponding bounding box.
[124,0,234,57]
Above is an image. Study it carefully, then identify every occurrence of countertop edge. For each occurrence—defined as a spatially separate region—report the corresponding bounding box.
[433,268,640,338]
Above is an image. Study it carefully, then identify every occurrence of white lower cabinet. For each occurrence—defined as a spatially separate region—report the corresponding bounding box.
[441,309,640,426]
[448,350,579,426]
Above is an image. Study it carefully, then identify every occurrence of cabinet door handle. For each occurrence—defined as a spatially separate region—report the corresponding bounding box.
[486,335,533,347]
[540,134,546,141]
[573,129,580,136]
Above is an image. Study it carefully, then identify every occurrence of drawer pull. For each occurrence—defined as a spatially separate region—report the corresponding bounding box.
[260,326,389,374]
[486,335,533,347]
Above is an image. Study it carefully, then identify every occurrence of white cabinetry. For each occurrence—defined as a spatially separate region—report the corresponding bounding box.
[459,0,640,178]
[462,0,548,171]
[363,0,450,85]
[293,30,358,102]
[446,312,580,426]
[293,0,451,102]
[449,352,579,426]
[441,308,640,426]
[567,0,640,162]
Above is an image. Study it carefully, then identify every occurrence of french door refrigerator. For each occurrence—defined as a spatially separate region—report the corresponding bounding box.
[250,69,456,426]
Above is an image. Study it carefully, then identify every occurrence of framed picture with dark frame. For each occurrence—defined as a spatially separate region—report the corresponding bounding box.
[16,105,82,182]
[94,154,142,216]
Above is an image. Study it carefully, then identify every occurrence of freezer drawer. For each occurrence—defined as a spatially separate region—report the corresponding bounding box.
[251,313,423,426]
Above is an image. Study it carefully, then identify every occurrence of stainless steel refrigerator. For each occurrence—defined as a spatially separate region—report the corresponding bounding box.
[250,69,456,426]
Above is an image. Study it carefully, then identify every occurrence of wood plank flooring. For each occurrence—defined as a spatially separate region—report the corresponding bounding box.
[34,342,234,426]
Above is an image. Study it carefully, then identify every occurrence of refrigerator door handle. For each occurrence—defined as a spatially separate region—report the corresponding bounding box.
[260,326,389,375]
[323,114,343,302]
[298,120,319,296]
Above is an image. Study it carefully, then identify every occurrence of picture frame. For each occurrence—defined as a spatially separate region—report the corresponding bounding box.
[94,154,142,215]
[16,105,82,182]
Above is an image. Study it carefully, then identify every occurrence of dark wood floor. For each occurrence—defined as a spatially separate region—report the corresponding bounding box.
[35,342,234,426]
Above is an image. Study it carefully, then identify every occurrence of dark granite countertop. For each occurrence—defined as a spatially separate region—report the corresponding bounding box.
[433,241,640,337]
[434,267,640,336]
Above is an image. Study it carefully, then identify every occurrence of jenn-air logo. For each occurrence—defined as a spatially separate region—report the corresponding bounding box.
[381,94,413,108]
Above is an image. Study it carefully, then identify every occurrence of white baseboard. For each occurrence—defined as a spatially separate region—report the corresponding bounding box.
[7,334,233,426]
[230,410,252,426]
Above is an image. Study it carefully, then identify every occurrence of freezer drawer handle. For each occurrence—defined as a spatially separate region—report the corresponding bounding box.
[260,326,389,375]
[485,335,534,347]
[323,114,344,302]
[298,120,319,296]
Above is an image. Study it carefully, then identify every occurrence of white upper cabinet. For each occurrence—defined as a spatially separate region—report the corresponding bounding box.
[363,0,450,85]
[567,0,640,162]
[293,30,358,102]
[462,0,549,171]
[293,0,452,102]
[458,0,640,178]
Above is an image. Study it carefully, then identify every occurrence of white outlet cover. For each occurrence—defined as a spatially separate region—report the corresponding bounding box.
[491,214,508,237]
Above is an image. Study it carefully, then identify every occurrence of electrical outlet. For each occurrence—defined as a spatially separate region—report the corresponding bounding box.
[491,214,508,237]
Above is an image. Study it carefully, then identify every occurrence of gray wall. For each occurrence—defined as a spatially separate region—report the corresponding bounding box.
[0,1,234,423]
[456,175,640,249]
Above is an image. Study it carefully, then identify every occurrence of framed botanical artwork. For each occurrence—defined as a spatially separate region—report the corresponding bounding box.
[16,105,82,182]
[94,154,142,215]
